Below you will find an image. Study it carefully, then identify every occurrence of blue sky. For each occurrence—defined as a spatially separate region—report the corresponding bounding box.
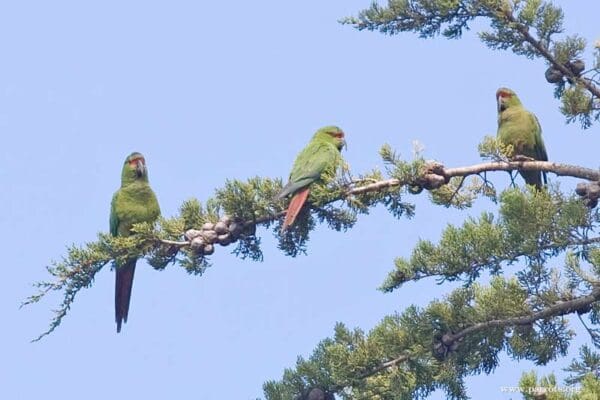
[2,1,599,399]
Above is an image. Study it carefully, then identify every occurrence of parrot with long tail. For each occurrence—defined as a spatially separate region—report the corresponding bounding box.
[496,87,548,189]
[110,152,160,332]
[277,126,346,231]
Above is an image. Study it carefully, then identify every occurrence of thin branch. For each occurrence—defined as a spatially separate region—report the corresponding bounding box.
[400,237,600,285]
[363,354,410,376]
[345,178,401,195]
[504,11,600,100]
[247,211,286,227]
[444,160,600,181]
[328,354,410,393]
[576,313,600,346]
[448,176,467,204]
[158,239,188,246]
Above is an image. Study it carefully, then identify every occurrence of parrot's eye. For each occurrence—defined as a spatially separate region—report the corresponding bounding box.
[332,132,344,139]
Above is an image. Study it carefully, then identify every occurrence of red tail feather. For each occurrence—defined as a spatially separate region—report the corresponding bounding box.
[115,259,136,333]
[281,187,310,231]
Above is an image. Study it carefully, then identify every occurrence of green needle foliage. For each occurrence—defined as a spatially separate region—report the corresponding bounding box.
[564,345,600,385]
[341,0,600,128]
[24,144,600,395]
[23,2,600,399]
[264,188,600,399]
[24,160,422,339]
[519,370,600,399]
[381,187,593,289]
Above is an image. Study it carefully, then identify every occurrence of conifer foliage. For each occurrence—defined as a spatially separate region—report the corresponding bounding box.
[23,1,600,399]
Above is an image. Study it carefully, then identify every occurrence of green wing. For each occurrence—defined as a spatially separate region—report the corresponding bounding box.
[109,192,119,237]
[518,112,548,187]
[279,141,339,197]
[531,113,548,162]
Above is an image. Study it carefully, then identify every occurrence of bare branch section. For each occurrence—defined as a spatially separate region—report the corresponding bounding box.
[445,160,600,181]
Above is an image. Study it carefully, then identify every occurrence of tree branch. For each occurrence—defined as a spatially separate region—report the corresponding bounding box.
[328,354,410,393]
[395,237,600,286]
[329,286,600,394]
[29,158,600,340]
[504,11,600,100]
[444,160,600,181]
[162,159,600,251]
[442,286,600,347]
[362,354,410,377]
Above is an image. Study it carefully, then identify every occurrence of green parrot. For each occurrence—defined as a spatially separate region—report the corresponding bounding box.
[110,152,160,332]
[277,126,346,231]
[496,87,548,189]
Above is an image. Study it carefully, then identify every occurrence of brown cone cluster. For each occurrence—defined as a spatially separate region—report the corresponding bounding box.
[297,387,334,400]
[432,332,461,361]
[575,181,600,208]
[544,59,585,84]
[413,161,449,192]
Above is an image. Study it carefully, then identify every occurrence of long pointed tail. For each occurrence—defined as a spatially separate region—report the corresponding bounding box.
[281,187,310,232]
[115,259,137,333]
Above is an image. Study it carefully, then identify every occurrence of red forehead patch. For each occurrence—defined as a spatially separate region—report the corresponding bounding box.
[497,91,512,99]
[128,157,144,166]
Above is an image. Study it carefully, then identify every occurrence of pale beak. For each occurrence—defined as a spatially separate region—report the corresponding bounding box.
[135,159,146,177]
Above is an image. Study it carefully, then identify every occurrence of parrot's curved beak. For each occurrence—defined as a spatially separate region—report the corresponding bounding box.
[135,159,146,177]
[341,138,347,150]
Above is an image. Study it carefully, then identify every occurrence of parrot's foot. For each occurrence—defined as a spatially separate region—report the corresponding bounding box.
[507,171,517,188]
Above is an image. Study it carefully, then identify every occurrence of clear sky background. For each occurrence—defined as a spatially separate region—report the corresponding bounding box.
[1,1,599,399]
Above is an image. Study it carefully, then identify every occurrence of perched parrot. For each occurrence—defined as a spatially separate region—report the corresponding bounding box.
[277,126,346,231]
[496,87,548,189]
[110,152,160,332]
